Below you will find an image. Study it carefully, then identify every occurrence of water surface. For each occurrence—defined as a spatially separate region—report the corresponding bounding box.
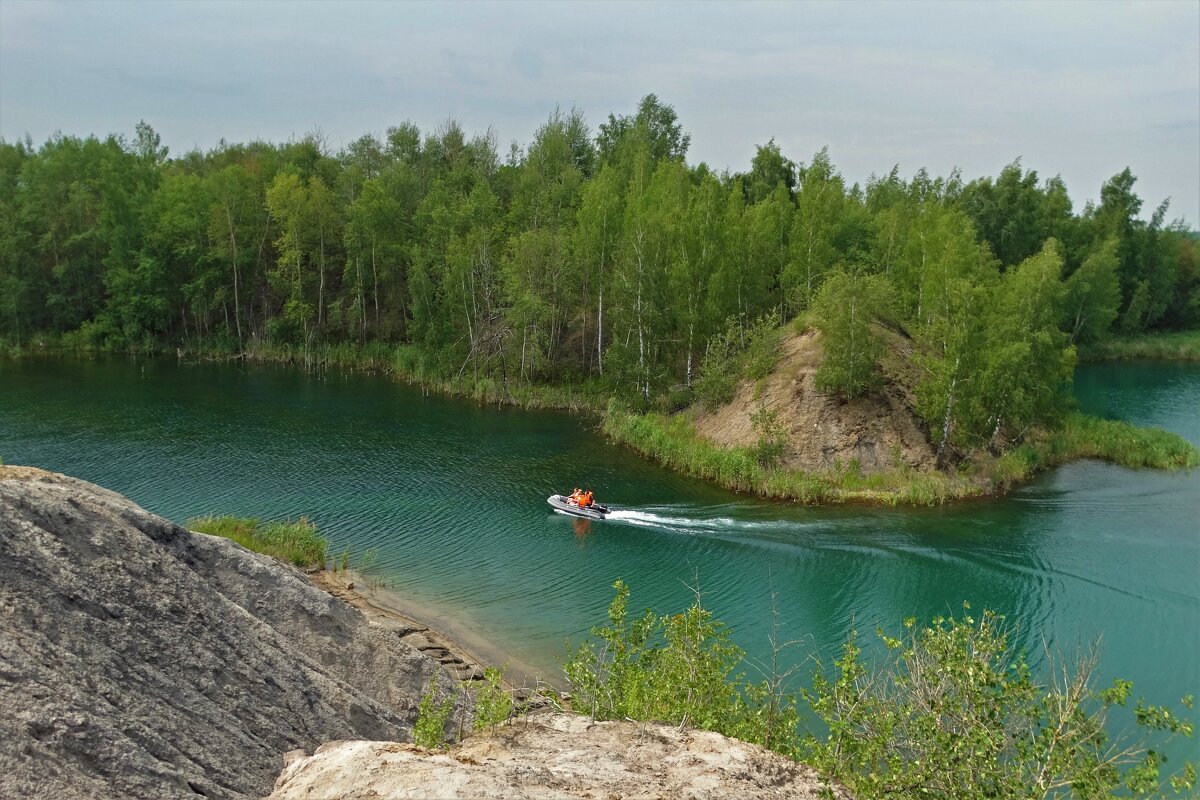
[2,356,1197,760]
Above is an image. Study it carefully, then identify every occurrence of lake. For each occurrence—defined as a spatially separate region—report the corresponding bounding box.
[2,356,1197,761]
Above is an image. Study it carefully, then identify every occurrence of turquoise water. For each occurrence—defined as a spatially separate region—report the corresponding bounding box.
[1,357,1197,761]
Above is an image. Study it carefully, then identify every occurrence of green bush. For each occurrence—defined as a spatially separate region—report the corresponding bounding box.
[413,677,459,749]
[473,666,514,730]
[750,404,787,467]
[693,311,782,407]
[692,327,741,406]
[743,310,783,380]
[803,604,1196,799]
[566,585,1197,799]
[564,580,802,754]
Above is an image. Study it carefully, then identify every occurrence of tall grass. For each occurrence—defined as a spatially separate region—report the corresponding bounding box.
[1044,412,1198,468]
[1080,329,1200,362]
[603,405,1196,506]
[181,338,613,412]
[189,515,328,568]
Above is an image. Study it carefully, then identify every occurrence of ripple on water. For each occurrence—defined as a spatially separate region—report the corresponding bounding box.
[2,357,1197,764]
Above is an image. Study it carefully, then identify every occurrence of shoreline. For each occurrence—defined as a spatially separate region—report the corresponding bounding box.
[7,344,1197,507]
[309,569,559,694]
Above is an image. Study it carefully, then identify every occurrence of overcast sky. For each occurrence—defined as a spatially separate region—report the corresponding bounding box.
[2,0,1197,224]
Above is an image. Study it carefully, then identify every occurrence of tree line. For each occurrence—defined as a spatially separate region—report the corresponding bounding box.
[2,95,1196,455]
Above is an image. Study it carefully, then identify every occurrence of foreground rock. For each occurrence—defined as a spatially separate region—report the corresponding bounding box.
[269,709,850,800]
[0,467,459,800]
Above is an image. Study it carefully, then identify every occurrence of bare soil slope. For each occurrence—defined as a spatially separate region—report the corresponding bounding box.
[691,327,936,473]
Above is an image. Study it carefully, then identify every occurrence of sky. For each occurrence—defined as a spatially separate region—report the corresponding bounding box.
[1,0,1197,224]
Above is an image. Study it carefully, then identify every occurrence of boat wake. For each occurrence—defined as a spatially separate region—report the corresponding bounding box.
[604,505,831,541]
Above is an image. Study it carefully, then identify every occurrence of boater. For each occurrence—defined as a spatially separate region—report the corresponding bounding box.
[579,490,594,508]
[569,488,583,505]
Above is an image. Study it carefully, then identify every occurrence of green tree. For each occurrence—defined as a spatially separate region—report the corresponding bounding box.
[596,93,691,166]
[503,111,587,378]
[670,169,722,385]
[1064,239,1121,344]
[906,208,995,464]
[706,180,771,324]
[745,183,791,313]
[265,171,313,340]
[205,165,260,341]
[811,271,892,400]
[975,240,1073,450]
[959,159,1073,270]
[784,148,848,312]
[573,163,625,375]
[607,152,677,401]
[306,175,341,329]
[0,139,34,342]
[742,138,796,204]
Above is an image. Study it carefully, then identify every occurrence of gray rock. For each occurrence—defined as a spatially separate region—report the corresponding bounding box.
[0,468,460,800]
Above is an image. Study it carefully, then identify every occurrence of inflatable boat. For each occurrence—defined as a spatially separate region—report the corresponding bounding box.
[547,494,610,520]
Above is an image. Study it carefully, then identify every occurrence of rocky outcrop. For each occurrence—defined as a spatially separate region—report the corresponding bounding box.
[0,467,459,800]
[268,710,851,800]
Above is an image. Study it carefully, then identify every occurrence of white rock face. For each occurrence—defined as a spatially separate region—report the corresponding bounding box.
[269,710,851,800]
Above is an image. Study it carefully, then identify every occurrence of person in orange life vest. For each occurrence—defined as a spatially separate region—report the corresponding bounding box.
[569,488,583,505]
[579,490,594,508]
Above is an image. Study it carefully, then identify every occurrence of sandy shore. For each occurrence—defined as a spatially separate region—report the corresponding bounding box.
[309,569,558,695]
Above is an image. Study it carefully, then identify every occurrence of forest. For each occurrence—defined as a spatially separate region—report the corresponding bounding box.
[1,95,1197,460]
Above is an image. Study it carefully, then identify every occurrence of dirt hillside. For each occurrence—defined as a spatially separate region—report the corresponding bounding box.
[690,327,937,473]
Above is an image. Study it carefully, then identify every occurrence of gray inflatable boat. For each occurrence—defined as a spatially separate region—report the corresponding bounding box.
[547,494,610,520]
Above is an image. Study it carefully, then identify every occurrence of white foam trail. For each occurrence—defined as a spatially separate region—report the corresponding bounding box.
[607,509,694,532]
[606,507,831,539]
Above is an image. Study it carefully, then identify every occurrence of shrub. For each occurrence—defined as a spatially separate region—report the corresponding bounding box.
[803,604,1196,799]
[566,585,1197,798]
[750,404,787,467]
[413,677,459,749]
[693,311,782,407]
[743,310,783,380]
[564,580,803,754]
[473,666,514,730]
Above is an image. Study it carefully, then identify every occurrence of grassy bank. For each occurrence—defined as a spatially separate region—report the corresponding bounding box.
[1079,329,1200,361]
[602,402,975,505]
[1023,412,1198,471]
[603,405,1197,506]
[189,515,328,568]
[203,339,610,411]
[11,336,1196,507]
[0,334,611,412]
